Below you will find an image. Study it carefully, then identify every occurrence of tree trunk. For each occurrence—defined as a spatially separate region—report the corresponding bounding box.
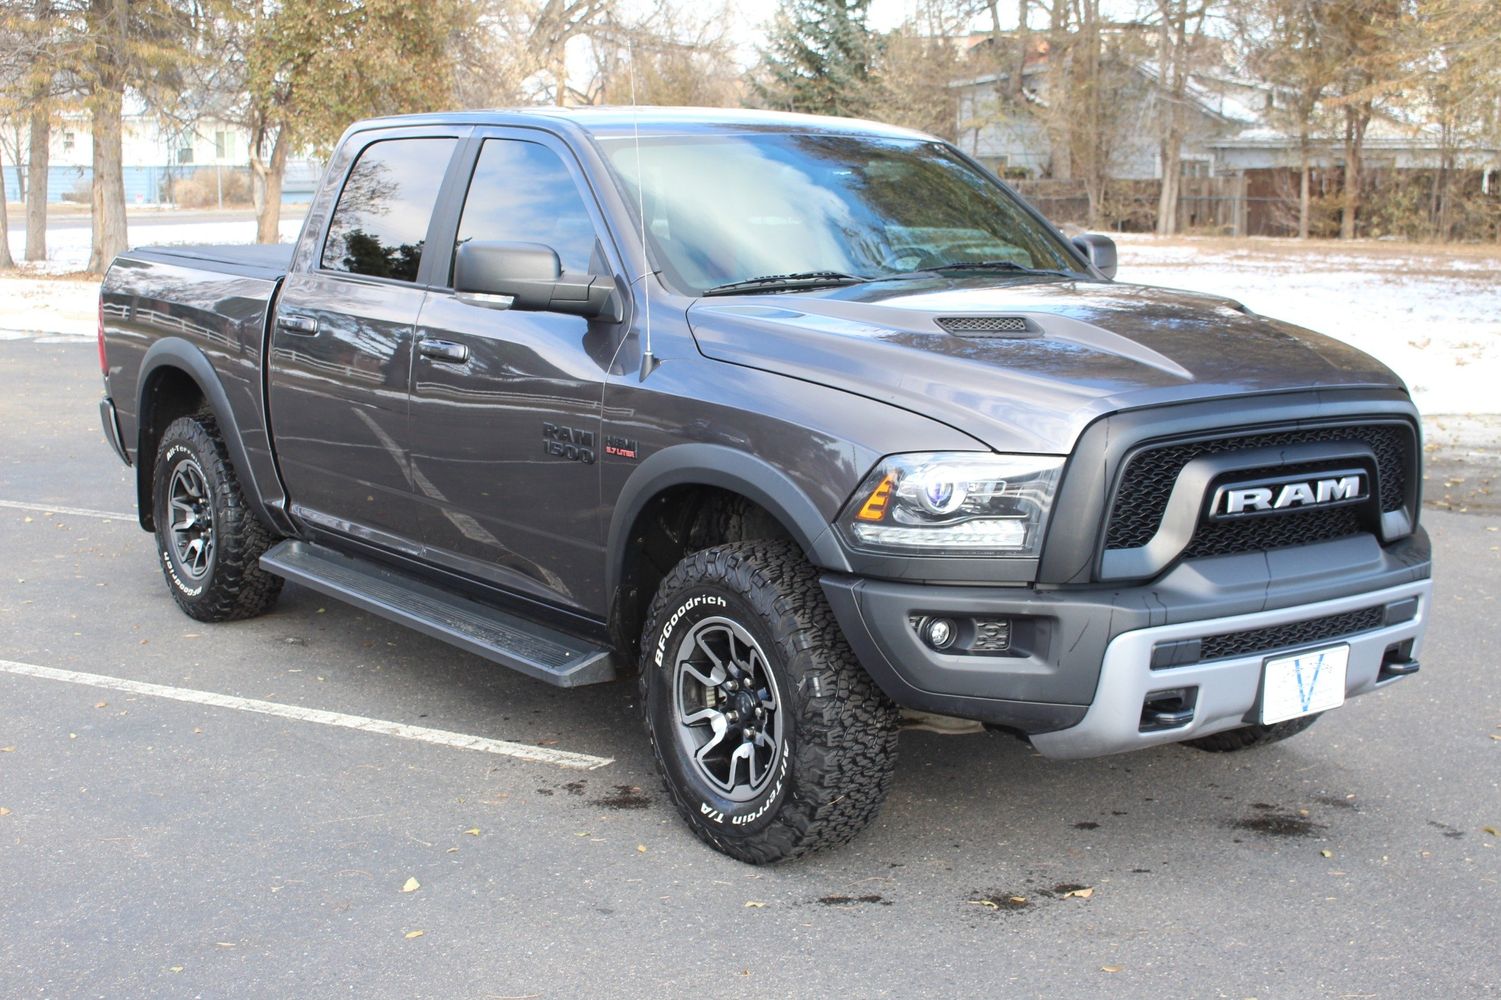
[25,107,49,262]
[0,141,16,271]
[1297,131,1311,240]
[86,89,128,274]
[1012,0,1028,101]
[250,128,288,244]
[1339,104,1368,241]
[1156,134,1182,235]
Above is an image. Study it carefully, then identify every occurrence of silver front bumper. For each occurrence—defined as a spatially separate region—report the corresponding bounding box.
[1030,579,1432,759]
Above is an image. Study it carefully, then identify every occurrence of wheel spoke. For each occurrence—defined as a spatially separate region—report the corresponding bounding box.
[681,707,725,729]
[727,741,752,788]
[681,661,724,689]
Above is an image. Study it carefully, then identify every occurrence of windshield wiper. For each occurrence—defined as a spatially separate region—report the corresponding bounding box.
[701,271,868,296]
[930,260,1079,278]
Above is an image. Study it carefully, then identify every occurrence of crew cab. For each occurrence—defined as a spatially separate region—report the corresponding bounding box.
[97,108,1432,863]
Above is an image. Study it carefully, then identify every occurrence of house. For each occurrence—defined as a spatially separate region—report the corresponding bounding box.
[3,105,321,206]
[951,38,1501,234]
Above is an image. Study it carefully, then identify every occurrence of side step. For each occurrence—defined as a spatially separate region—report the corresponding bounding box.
[260,540,616,687]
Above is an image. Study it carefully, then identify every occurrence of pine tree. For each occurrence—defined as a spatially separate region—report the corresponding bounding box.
[754,0,876,117]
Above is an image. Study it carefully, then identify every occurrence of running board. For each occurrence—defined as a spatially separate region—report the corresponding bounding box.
[260,540,616,687]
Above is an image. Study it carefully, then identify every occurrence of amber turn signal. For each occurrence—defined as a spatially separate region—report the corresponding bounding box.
[855,474,896,522]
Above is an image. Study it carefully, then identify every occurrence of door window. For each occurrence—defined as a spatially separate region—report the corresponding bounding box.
[322,137,457,282]
[454,139,600,277]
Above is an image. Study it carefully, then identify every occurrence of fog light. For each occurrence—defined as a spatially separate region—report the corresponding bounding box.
[922,617,957,650]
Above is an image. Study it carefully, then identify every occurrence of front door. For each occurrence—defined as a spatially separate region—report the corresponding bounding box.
[407,131,625,615]
[268,132,460,549]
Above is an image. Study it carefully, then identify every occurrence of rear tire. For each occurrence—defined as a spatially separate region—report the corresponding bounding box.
[1184,713,1321,752]
[152,413,282,622]
[640,541,899,864]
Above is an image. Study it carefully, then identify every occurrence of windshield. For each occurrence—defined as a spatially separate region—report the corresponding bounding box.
[599,132,1083,295]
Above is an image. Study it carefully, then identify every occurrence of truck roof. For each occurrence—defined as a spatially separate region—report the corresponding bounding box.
[346,106,936,142]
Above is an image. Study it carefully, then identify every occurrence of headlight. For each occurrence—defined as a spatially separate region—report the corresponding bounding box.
[837,452,1065,557]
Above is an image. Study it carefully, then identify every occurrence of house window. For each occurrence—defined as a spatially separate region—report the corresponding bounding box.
[63,131,75,152]
[214,131,228,159]
[178,147,193,165]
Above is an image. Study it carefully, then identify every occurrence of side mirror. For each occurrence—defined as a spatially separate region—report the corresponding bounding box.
[1071,233,1117,280]
[454,240,620,321]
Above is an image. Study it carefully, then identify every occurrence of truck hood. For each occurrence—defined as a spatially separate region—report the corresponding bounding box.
[685,277,1406,453]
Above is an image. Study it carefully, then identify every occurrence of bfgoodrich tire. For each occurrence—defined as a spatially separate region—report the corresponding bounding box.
[640,541,899,864]
[152,413,282,622]
[1184,713,1321,752]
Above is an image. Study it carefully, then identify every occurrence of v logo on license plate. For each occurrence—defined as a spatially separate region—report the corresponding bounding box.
[1294,653,1327,713]
[1262,643,1349,725]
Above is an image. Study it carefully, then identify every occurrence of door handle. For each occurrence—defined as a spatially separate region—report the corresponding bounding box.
[277,315,319,335]
[418,339,470,364]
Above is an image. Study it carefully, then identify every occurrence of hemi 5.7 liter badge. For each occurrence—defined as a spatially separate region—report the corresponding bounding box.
[1210,469,1369,519]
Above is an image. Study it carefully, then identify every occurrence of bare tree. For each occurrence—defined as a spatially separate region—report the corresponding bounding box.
[1151,0,1210,235]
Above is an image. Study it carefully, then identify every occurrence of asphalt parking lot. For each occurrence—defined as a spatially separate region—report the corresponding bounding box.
[2,333,1498,999]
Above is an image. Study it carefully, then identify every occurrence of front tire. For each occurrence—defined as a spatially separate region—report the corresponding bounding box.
[152,413,282,622]
[640,541,899,864]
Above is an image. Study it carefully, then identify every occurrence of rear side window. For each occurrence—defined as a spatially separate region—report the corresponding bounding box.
[322,137,457,282]
[454,139,600,277]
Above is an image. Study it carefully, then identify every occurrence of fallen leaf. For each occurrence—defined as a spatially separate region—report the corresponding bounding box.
[538,738,560,746]
[1320,850,1333,859]
[464,828,480,836]
[1297,808,1310,818]
[445,847,459,854]
[68,733,77,739]
[1490,735,1501,742]
[1101,965,1123,974]
[193,728,202,735]
[169,966,183,973]
[404,930,424,940]
[1484,827,1499,837]
[215,942,235,949]
[0,746,14,752]
[744,901,766,908]
[401,877,420,893]
[637,844,647,853]
[1009,895,1027,905]
[0,807,11,816]
[1063,887,1094,899]
[968,899,999,910]
[95,701,108,709]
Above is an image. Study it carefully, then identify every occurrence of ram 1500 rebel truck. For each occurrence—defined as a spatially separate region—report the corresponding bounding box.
[98,108,1432,863]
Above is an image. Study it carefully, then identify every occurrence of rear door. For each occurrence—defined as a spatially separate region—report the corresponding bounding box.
[268,129,464,549]
[407,128,626,614]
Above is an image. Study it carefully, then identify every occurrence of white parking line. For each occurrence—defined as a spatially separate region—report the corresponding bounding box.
[0,659,614,771]
[0,499,136,521]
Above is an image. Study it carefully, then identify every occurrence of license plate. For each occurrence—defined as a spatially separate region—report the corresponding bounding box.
[1261,644,1349,725]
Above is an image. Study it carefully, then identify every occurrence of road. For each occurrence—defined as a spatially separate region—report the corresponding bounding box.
[1,331,1497,999]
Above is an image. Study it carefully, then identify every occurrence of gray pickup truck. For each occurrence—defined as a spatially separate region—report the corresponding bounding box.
[98,108,1432,863]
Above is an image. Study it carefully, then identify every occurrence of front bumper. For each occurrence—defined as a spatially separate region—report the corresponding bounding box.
[822,529,1432,755]
[1028,578,1430,758]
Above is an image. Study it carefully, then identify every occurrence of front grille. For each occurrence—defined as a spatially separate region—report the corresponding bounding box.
[1198,605,1386,661]
[1105,423,1411,553]
[936,315,1033,336]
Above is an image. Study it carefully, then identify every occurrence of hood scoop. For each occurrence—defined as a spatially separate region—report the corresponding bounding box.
[935,315,1039,338]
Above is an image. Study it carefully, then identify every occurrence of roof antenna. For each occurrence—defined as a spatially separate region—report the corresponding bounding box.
[628,41,660,380]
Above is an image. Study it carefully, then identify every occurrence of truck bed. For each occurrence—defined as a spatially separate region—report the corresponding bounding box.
[125,242,295,281]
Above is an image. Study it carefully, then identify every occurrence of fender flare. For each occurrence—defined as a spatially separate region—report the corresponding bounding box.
[135,337,278,533]
[605,442,852,599]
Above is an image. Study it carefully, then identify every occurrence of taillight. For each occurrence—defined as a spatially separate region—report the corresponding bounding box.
[97,296,108,376]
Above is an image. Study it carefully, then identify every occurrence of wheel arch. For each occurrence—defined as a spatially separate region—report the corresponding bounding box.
[135,338,273,534]
[605,444,853,652]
